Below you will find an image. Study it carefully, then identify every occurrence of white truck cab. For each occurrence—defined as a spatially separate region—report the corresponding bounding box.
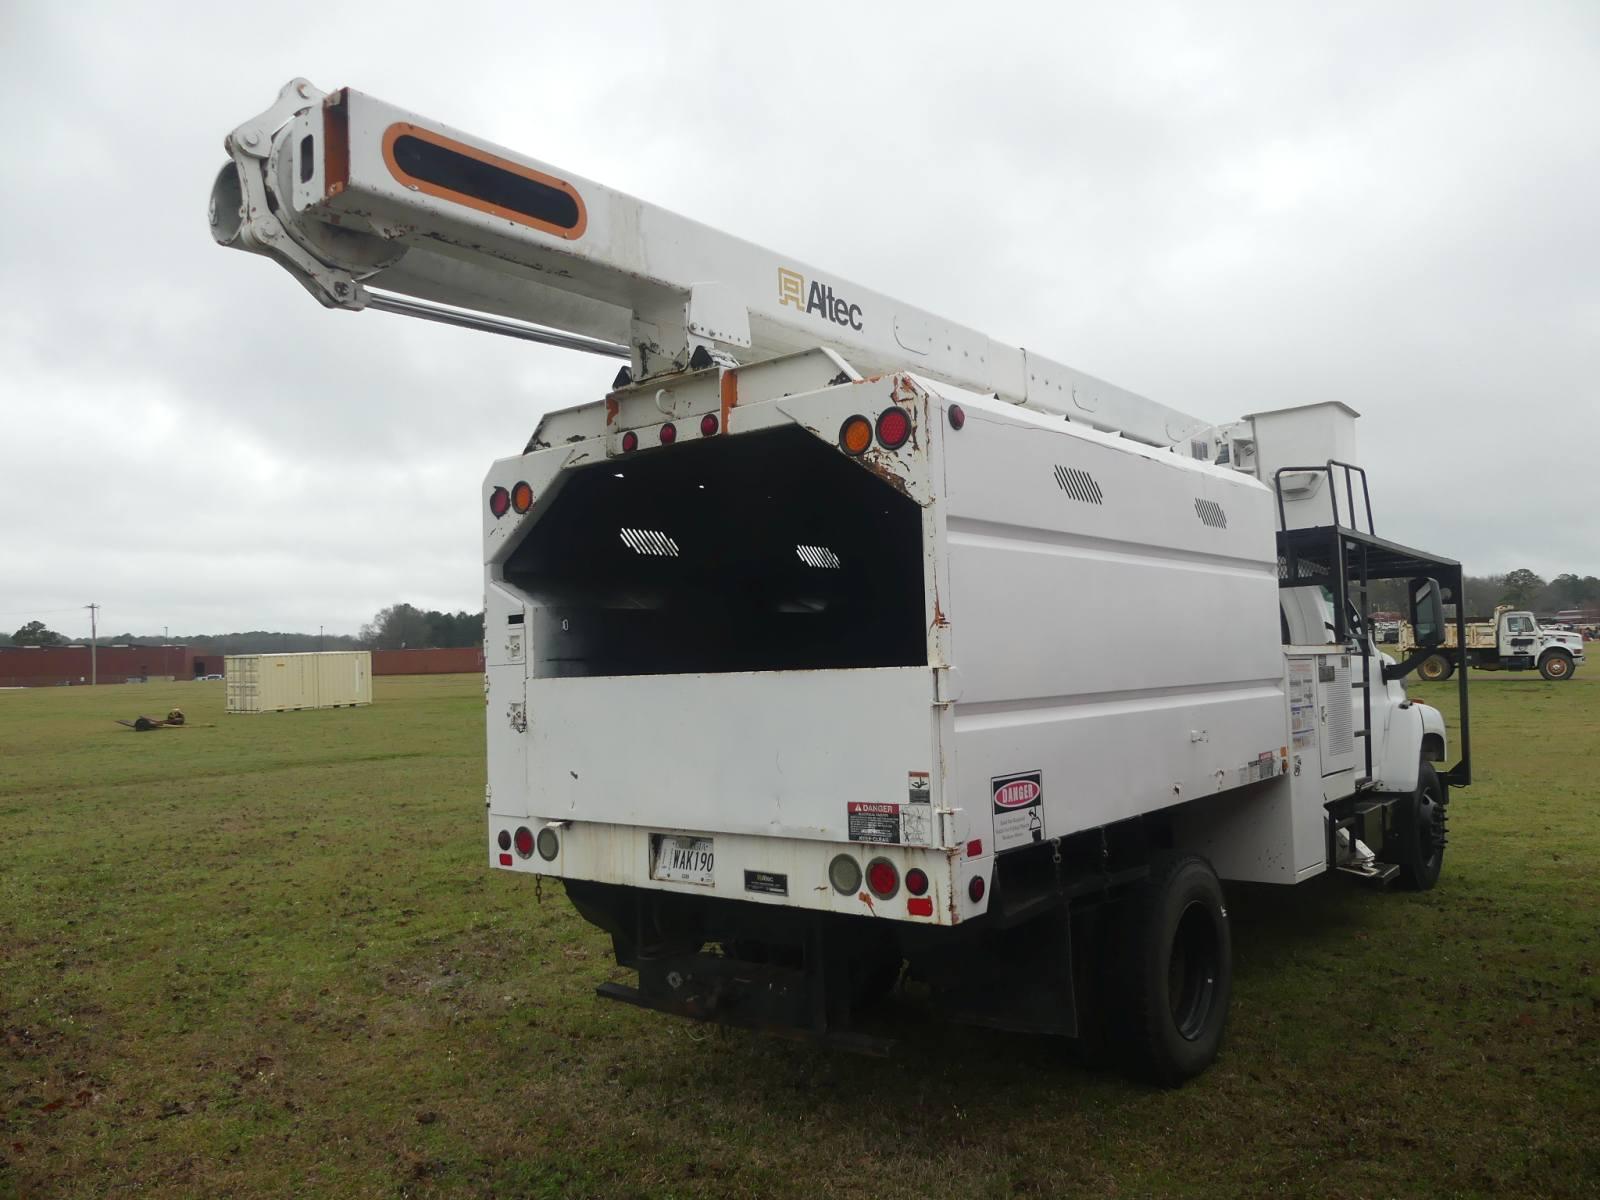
[209,79,1473,1083]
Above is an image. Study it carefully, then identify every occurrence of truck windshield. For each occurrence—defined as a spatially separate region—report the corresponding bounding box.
[502,426,927,677]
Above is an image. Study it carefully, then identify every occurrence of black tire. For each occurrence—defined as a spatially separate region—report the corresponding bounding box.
[1539,651,1574,681]
[1389,761,1447,891]
[1418,654,1453,682]
[1115,853,1232,1085]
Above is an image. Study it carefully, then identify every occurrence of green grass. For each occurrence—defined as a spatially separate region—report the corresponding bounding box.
[1,668,1597,1199]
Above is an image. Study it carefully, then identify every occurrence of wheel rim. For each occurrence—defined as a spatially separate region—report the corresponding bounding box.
[1168,901,1220,1041]
[1417,780,1445,872]
[1547,657,1569,678]
[1421,658,1443,680]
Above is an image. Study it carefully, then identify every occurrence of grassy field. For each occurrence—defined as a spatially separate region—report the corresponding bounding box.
[1,668,1597,1199]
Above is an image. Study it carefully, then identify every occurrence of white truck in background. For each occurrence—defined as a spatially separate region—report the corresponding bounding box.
[1401,605,1583,681]
[210,79,1474,1083]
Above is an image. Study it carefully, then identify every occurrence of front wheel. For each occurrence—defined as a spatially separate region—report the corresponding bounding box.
[1116,853,1232,1085]
[1387,761,1447,890]
[1418,654,1454,681]
[1539,651,1574,681]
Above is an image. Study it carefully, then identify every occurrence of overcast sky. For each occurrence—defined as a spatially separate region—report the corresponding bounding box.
[1,1,1596,638]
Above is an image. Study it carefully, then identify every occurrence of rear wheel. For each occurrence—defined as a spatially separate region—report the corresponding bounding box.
[1539,651,1574,681]
[1115,853,1232,1085]
[1388,761,1447,890]
[1418,654,1453,681]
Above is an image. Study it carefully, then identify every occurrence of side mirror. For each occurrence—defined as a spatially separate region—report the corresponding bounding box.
[1409,577,1446,647]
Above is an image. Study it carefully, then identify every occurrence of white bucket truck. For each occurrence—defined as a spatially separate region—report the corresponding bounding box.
[210,80,1474,1082]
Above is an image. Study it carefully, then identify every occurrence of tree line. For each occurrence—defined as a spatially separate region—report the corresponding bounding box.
[1362,570,1599,619]
[5,606,484,652]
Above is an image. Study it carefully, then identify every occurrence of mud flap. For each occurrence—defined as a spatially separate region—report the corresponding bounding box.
[919,907,1078,1036]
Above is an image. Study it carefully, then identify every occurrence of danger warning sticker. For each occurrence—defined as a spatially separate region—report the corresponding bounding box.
[991,770,1044,852]
[848,802,901,844]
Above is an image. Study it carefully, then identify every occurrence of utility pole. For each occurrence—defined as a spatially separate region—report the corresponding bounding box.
[319,624,324,652]
[86,603,99,686]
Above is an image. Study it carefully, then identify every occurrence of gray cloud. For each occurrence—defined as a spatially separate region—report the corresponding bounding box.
[1,1,1596,637]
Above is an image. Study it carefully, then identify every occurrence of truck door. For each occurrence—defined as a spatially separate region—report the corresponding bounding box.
[1501,612,1537,668]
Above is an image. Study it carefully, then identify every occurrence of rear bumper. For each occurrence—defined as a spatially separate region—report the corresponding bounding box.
[488,818,991,926]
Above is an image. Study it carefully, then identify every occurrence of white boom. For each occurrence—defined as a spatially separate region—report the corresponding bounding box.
[210,78,1210,449]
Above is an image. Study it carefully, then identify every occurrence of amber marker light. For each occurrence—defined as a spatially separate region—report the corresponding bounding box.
[839,415,872,456]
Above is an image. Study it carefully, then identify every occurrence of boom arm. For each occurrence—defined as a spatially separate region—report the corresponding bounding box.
[210,78,1210,448]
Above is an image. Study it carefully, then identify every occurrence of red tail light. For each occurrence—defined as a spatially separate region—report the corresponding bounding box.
[498,853,513,866]
[513,827,534,858]
[905,868,929,896]
[968,875,986,903]
[659,422,677,445]
[907,897,934,917]
[875,407,911,450]
[621,430,638,453]
[700,413,719,436]
[865,858,899,899]
[948,404,966,430]
[489,486,510,518]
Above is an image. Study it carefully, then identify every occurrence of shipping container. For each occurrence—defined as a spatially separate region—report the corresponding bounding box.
[224,651,372,713]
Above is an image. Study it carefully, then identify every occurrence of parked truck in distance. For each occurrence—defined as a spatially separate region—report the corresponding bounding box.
[210,78,1475,1084]
[1402,605,1583,681]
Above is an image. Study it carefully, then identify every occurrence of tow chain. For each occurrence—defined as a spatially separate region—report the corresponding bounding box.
[535,875,544,904]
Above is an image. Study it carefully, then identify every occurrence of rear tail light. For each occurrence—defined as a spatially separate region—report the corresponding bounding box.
[513,827,534,858]
[659,422,677,445]
[700,413,719,436]
[828,853,862,895]
[535,827,560,860]
[498,852,513,866]
[968,875,986,903]
[905,868,929,896]
[511,481,533,513]
[875,407,911,450]
[865,858,900,900]
[621,430,638,453]
[907,897,934,917]
[839,415,872,456]
[948,404,966,430]
[489,486,510,518]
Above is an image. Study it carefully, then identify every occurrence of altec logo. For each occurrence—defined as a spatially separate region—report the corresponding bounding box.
[993,778,1042,809]
[778,268,863,331]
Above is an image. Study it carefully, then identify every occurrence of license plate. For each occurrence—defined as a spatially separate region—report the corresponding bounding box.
[650,835,715,886]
